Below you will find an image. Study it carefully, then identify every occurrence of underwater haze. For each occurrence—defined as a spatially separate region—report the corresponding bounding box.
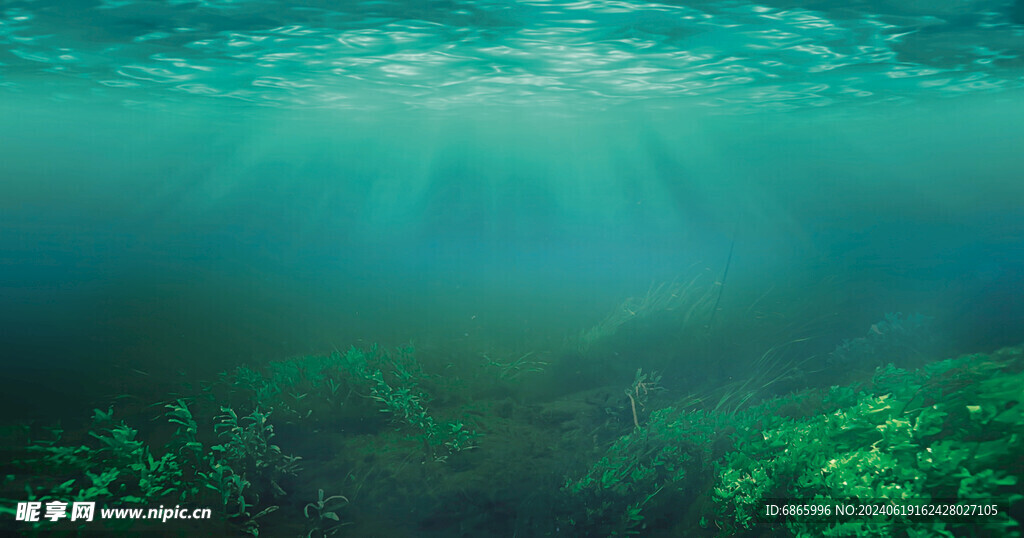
[2,0,1024,536]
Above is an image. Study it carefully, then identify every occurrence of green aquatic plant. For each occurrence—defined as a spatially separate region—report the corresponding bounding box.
[6,398,299,536]
[4,342,482,535]
[483,351,549,380]
[577,273,717,353]
[213,354,353,423]
[562,405,719,535]
[624,368,665,429]
[212,407,301,495]
[207,345,479,462]
[711,338,812,416]
[712,351,1024,536]
[161,399,296,535]
[338,346,480,462]
[163,398,206,501]
[564,347,1024,537]
[304,488,351,537]
[18,408,182,506]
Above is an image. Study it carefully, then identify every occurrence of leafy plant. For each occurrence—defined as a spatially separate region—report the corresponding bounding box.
[338,346,480,462]
[712,352,1024,536]
[563,405,718,535]
[564,348,1024,537]
[304,488,351,537]
[623,368,666,429]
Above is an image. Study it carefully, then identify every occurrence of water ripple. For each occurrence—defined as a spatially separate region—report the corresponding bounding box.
[0,0,1021,112]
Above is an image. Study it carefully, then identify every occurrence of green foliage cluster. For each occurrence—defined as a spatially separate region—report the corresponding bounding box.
[715,351,1024,536]
[212,345,478,461]
[303,488,351,538]
[21,408,183,506]
[337,346,479,461]
[564,348,1024,537]
[213,353,353,422]
[8,344,478,534]
[562,406,718,535]
[207,406,301,530]
[13,400,299,535]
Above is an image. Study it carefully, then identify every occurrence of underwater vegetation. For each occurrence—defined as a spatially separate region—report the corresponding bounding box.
[2,346,480,536]
[576,274,718,354]
[828,313,935,369]
[565,347,1024,536]
[2,309,1023,536]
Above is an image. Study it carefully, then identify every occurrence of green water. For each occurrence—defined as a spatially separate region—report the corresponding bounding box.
[2,0,1023,535]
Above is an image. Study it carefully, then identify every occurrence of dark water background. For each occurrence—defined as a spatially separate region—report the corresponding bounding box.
[3,95,1022,420]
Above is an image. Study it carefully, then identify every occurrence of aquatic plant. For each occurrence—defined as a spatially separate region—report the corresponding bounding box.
[337,346,480,462]
[6,398,300,535]
[303,488,351,537]
[205,345,482,479]
[17,408,183,507]
[164,399,300,535]
[710,338,811,415]
[212,407,301,495]
[483,351,549,381]
[206,344,480,463]
[564,347,1024,537]
[623,368,665,429]
[213,355,352,423]
[716,350,1023,535]
[10,335,1020,536]
[713,357,1023,534]
[577,273,717,353]
[562,405,719,535]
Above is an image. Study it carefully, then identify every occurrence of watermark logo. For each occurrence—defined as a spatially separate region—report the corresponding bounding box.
[13,501,210,523]
[16,501,95,522]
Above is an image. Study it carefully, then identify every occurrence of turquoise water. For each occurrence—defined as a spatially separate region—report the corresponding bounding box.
[3,0,1023,109]
[2,0,1024,536]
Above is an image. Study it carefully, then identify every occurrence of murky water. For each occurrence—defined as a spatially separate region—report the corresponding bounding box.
[2,0,1023,535]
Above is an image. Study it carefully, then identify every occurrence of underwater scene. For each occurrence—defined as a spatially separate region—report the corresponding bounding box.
[2,0,1024,536]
